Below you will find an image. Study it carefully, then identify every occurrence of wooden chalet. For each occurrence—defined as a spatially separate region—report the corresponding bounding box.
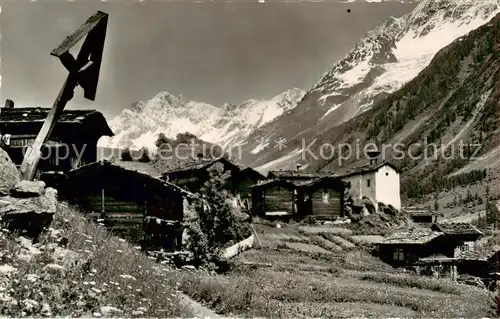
[0,104,113,183]
[404,208,443,225]
[160,157,265,201]
[416,242,497,285]
[233,167,266,202]
[378,229,456,267]
[295,176,347,220]
[59,160,194,251]
[430,222,484,258]
[250,179,297,218]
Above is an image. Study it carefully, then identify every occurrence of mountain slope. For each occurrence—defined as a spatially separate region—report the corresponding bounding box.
[253,12,500,204]
[240,0,500,169]
[98,89,305,151]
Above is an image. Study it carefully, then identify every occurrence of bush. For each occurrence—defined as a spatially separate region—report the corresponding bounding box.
[155,133,171,148]
[138,147,151,163]
[120,148,132,161]
[184,165,250,270]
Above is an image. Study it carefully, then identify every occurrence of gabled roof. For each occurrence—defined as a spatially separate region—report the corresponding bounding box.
[0,107,114,136]
[295,176,348,189]
[0,107,99,122]
[404,207,444,217]
[266,170,328,180]
[66,160,195,197]
[114,160,162,178]
[335,161,400,179]
[160,157,239,176]
[238,167,266,180]
[380,229,444,245]
[430,222,484,237]
[249,179,296,190]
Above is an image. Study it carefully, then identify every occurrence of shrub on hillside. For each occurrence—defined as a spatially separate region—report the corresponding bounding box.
[138,147,151,163]
[184,165,250,271]
[155,133,172,148]
[120,148,133,161]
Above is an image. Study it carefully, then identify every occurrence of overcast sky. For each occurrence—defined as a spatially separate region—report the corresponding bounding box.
[1,0,416,119]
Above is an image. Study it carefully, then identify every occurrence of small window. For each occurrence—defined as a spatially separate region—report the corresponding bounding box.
[367,179,371,187]
[386,172,389,176]
[393,248,404,261]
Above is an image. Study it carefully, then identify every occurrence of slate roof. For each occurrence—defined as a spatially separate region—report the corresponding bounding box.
[238,167,266,180]
[431,222,484,237]
[404,207,444,217]
[334,161,401,178]
[0,107,114,136]
[294,176,348,188]
[66,160,195,197]
[249,179,296,190]
[159,157,240,175]
[380,229,444,245]
[114,160,162,178]
[267,170,330,179]
[0,107,99,123]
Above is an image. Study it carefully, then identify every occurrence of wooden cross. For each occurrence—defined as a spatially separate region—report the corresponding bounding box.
[20,11,108,181]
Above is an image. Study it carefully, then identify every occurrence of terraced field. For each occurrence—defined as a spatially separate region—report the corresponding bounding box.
[202,223,495,318]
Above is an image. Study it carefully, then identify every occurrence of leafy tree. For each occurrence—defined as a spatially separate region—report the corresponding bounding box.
[121,148,132,161]
[155,133,171,148]
[184,165,250,270]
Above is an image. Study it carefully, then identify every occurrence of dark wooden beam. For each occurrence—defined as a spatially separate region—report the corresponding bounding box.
[20,11,108,180]
[50,11,108,58]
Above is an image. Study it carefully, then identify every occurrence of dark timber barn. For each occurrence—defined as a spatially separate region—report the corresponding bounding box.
[0,103,113,184]
[59,160,194,251]
[160,157,266,206]
[250,179,297,218]
[296,176,347,220]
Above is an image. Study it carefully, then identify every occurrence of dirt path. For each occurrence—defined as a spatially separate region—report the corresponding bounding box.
[178,292,224,318]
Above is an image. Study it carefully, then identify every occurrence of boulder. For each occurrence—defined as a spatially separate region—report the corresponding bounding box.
[0,148,20,196]
[11,180,46,198]
[0,187,57,240]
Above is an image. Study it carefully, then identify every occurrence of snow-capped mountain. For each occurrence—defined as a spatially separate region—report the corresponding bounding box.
[98,88,305,151]
[239,0,500,170]
[315,0,500,121]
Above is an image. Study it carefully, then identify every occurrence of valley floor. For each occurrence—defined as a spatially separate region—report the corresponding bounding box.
[174,224,495,318]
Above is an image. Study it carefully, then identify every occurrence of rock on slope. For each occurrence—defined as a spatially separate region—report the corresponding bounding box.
[239,0,500,170]
[98,88,305,152]
[0,148,57,239]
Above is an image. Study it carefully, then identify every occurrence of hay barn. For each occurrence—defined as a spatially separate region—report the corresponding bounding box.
[60,160,193,251]
[0,103,113,183]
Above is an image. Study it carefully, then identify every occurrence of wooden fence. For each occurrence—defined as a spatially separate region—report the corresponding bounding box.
[223,234,256,259]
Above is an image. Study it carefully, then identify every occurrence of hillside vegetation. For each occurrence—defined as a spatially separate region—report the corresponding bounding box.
[0,203,192,317]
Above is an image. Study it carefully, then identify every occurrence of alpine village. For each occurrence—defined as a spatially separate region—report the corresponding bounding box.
[4,1,500,318]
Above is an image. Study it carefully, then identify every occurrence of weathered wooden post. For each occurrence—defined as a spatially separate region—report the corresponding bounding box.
[20,11,108,181]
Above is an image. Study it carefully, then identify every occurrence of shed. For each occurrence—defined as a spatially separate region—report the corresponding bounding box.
[378,229,455,266]
[250,179,297,218]
[295,176,347,220]
[404,208,443,225]
[233,167,266,203]
[59,160,194,251]
[160,157,241,192]
[430,222,484,242]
